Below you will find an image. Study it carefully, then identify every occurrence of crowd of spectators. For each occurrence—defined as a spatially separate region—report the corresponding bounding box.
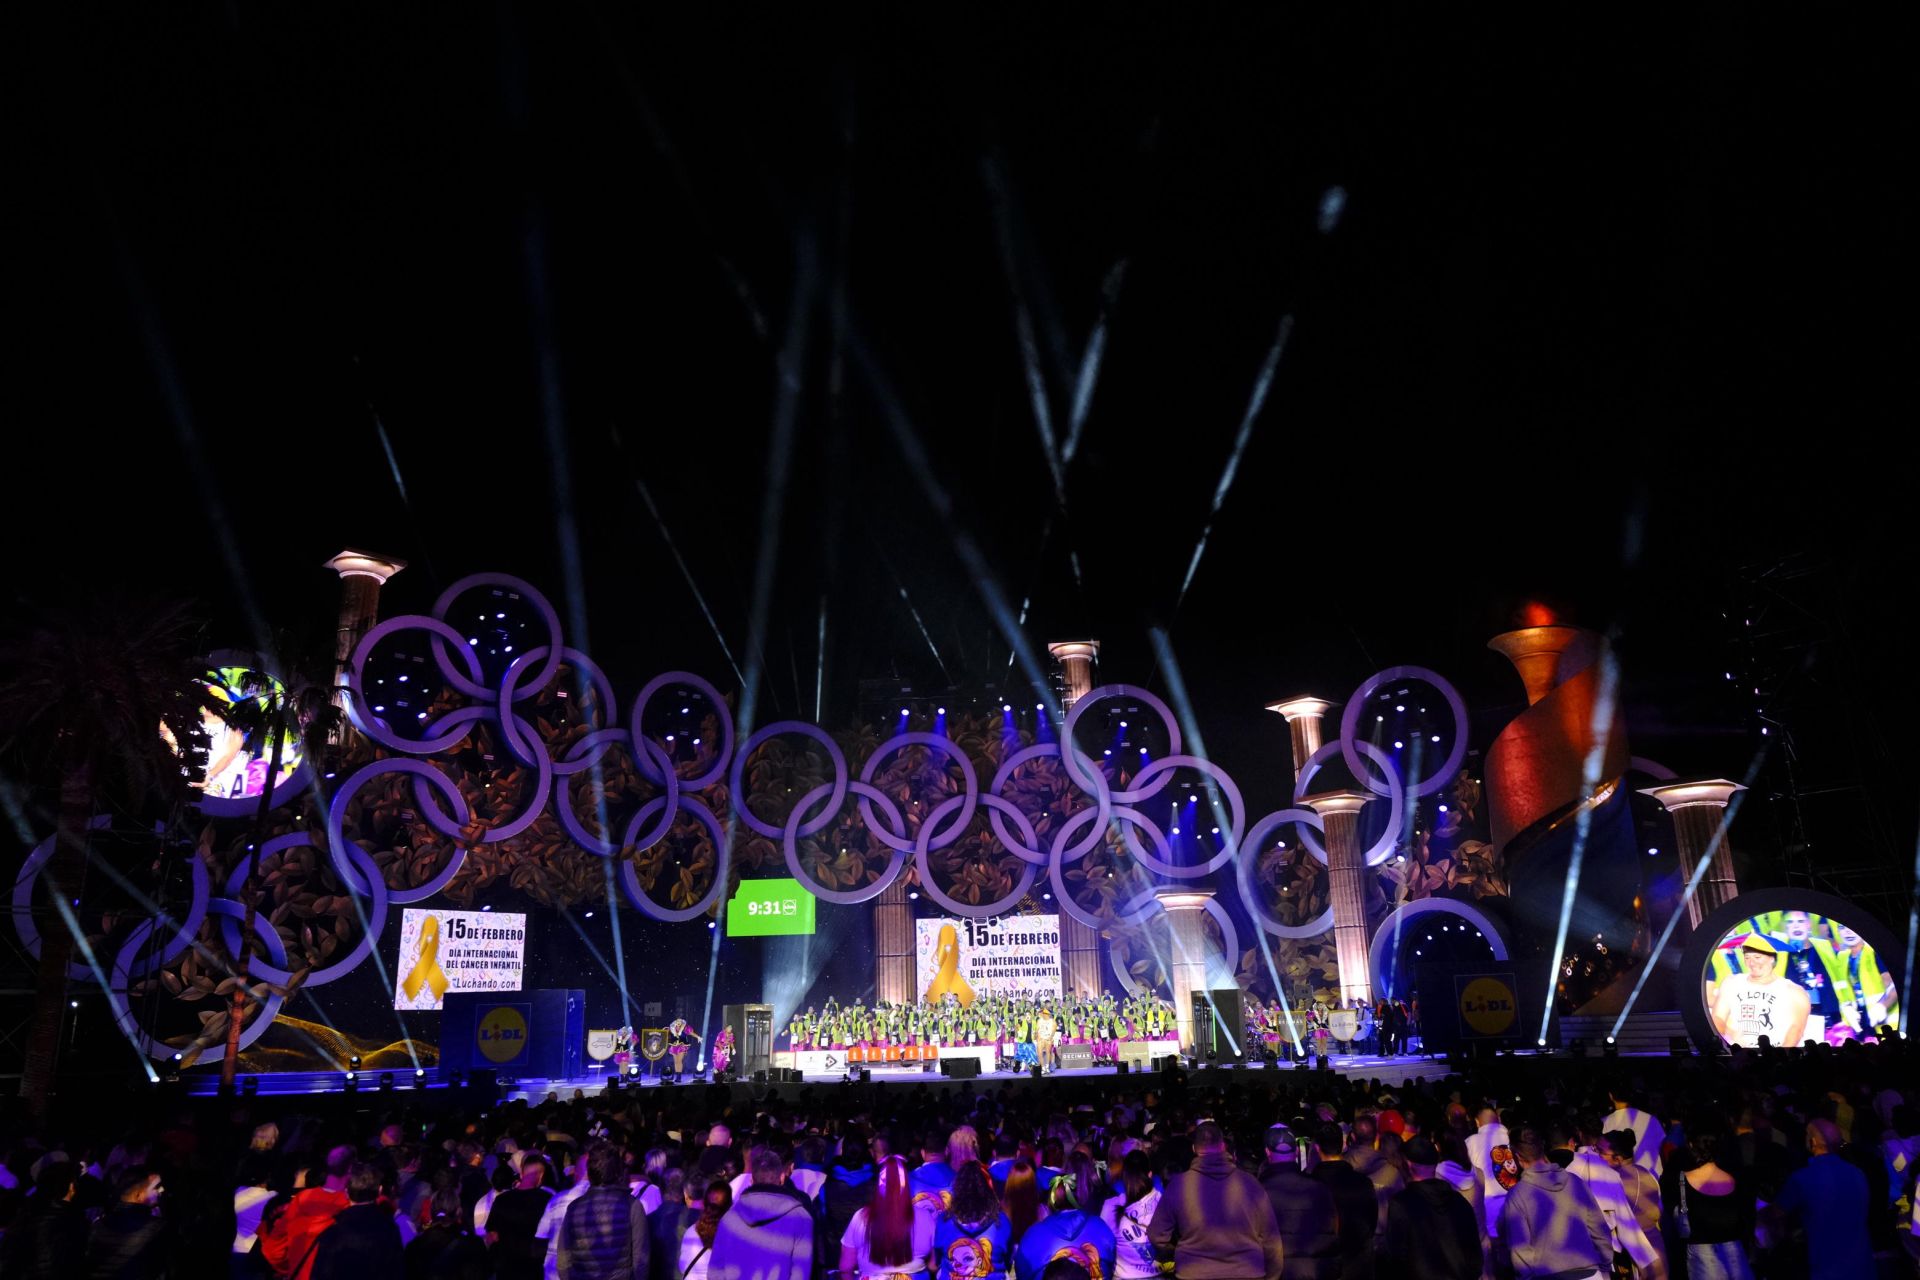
[1,1034,1914,1280]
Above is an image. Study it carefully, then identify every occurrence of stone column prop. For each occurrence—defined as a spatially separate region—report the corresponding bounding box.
[1637,779,1746,928]
[1266,697,1334,782]
[873,873,915,1006]
[324,549,407,722]
[1154,887,1223,1053]
[1048,640,1104,995]
[1303,789,1375,1006]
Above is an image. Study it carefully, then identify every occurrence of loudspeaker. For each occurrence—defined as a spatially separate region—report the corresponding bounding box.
[941,1057,981,1079]
[1029,1064,1043,1080]
[1116,1061,1129,1074]
[858,1069,871,1083]
[1669,1036,1693,1057]
[1188,989,1245,1061]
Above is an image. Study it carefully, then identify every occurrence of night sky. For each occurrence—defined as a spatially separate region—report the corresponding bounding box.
[14,9,1912,887]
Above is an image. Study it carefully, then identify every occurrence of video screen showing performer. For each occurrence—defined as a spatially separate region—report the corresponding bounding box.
[1703,909,1899,1048]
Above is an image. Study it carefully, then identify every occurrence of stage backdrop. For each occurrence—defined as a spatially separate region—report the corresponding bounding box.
[916,915,1062,1002]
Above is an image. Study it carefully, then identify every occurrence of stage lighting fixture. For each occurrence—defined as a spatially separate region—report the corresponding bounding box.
[349,1055,361,1068]
[69,1000,78,1009]
[626,1063,641,1077]
[607,1075,622,1091]
[171,1053,183,1064]
[344,1071,358,1089]
[937,707,945,715]
[415,1068,428,1081]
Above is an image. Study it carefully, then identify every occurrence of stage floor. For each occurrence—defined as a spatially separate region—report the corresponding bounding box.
[171,1051,1469,1098]
[492,1052,1464,1100]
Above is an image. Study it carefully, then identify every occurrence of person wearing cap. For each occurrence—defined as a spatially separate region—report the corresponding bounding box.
[1257,1127,1340,1280]
[1710,934,1810,1049]
[1378,1136,1483,1280]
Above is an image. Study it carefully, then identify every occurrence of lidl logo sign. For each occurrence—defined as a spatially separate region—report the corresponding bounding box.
[1457,975,1520,1037]
[477,1004,531,1064]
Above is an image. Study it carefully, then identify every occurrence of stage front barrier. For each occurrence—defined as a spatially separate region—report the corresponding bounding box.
[774,1038,1179,1075]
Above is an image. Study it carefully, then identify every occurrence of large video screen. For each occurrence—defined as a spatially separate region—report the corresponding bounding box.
[727,878,817,937]
[160,663,304,804]
[915,915,1062,1003]
[1702,908,1900,1048]
[392,908,527,1010]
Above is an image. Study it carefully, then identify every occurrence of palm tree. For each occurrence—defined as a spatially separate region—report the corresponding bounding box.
[0,597,213,1116]
[211,653,341,1090]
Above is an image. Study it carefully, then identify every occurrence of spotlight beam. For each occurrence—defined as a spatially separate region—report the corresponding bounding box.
[699,251,817,1058]
[1174,315,1295,614]
[1536,651,1621,1046]
[1607,744,1771,1041]
[611,437,749,691]
[1062,259,1127,465]
[852,330,1062,715]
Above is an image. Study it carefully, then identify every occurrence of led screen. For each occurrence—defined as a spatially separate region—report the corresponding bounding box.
[727,878,818,937]
[1702,908,1900,1048]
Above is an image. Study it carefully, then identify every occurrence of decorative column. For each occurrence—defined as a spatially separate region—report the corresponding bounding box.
[873,873,915,1006]
[1047,640,1104,995]
[1153,887,1221,1053]
[1304,789,1374,1006]
[1637,779,1746,928]
[1047,640,1100,707]
[1266,697,1334,782]
[324,549,407,718]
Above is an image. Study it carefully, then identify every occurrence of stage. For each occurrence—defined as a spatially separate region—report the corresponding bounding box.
[174,1050,1484,1099]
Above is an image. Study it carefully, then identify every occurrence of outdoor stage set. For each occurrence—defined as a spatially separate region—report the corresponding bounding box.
[15,560,1904,1100]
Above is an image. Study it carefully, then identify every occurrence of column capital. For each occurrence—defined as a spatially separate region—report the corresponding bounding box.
[1636,778,1746,812]
[1301,789,1372,818]
[1265,696,1334,722]
[1152,886,1217,911]
[1046,640,1100,662]
[325,549,408,584]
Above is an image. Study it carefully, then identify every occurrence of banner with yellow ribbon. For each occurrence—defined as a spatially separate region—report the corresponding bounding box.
[401,915,452,1005]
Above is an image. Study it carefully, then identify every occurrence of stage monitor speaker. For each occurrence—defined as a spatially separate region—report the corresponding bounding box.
[1669,1035,1694,1057]
[1152,1055,1178,1073]
[858,1069,872,1084]
[941,1057,981,1079]
[1029,1064,1043,1080]
[1115,1061,1129,1074]
[1188,989,1245,1061]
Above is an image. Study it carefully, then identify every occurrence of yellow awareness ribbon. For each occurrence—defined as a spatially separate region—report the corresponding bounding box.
[923,923,976,1006]
[401,916,451,1002]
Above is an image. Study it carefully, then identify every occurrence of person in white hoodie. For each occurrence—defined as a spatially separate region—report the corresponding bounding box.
[1464,1106,1519,1239]
[1566,1119,1657,1277]
[1601,1088,1665,1179]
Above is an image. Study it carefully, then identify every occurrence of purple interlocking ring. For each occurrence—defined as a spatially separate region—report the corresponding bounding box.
[1336,665,1469,799]
[1060,684,1183,802]
[987,743,1113,866]
[557,734,680,856]
[222,843,388,988]
[1234,807,1337,938]
[11,818,192,982]
[858,732,980,853]
[912,793,1038,918]
[111,903,288,1060]
[326,758,471,901]
[629,672,735,792]
[345,616,487,754]
[1046,805,1171,930]
[618,794,730,923]
[429,573,566,701]
[781,780,909,905]
[1291,739,1406,867]
[497,646,616,767]
[729,721,850,839]
[1119,754,1246,878]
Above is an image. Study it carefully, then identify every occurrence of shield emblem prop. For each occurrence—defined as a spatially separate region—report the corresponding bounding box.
[641,1028,668,1061]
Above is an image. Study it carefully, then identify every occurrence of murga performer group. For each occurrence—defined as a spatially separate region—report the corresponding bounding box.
[784,992,1178,1070]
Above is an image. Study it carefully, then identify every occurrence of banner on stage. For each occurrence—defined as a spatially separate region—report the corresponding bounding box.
[392,908,528,1010]
[916,915,1062,1002]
